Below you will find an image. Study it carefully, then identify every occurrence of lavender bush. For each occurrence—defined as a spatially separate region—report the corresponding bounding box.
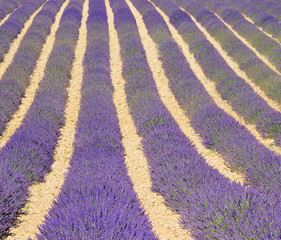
[35,0,157,238]
[194,0,281,75]
[170,0,281,145]
[217,0,281,52]
[0,0,65,142]
[264,0,281,12]
[150,0,281,196]
[106,0,281,238]
[0,0,46,62]
[243,0,281,22]
[0,0,26,20]
[0,0,83,236]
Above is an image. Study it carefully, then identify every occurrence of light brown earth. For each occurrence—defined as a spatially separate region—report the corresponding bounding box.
[2,0,281,239]
[0,0,70,149]
[242,14,280,43]
[213,12,281,76]
[177,8,281,155]
[0,11,14,27]
[106,0,192,239]
[5,0,88,238]
[0,3,45,81]
[131,0,244,184]
[202,13,281,114]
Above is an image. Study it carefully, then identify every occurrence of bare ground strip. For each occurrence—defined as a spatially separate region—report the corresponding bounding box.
[242,14,279,43]
[0,0,70,149]
[213,12,281,77]
[132,0,244,184]
[175,7,281,155]
[0,11,14,27]
[0,3,46,81]
[5,0,88,238]
[106,0,192,239]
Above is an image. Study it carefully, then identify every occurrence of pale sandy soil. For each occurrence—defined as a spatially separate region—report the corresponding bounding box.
[242,14,280,43]
[3,0,281,239]
[182,7,281,116]
[177,8,281,155]
[0,3,23,28]
[214,12,281,76]
[5,0,88,239]
[132,0,244,184]
[191,13,281,155]
[0,0,69,149]
[0,10,14,27]
[0,3,45,82]
[106,0,192,239]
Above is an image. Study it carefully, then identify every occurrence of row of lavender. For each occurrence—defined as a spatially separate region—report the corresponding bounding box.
[221,0,281,43]
[35,0,157,238]
[0,0,25,20]
[242,0,281,23]
[104,0,280,238]
[194,0,281,78]
[0,0,50,133]
[1,0,280,238]
[0,0,46,62]
[0,0,82,236]
[0,0,66,139]
[175,0,281,123]
[169,0,281,146]
[174,0,281,142]
[198,0,281,114]
[148,0,281,195]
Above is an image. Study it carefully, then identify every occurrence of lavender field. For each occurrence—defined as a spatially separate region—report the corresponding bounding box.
[0,0,281,239]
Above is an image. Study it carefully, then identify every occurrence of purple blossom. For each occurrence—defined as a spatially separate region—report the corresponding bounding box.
[35,0,156,238]
[0,0,81,236]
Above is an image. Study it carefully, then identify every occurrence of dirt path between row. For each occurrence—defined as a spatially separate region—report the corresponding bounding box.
[6,0,88,238]
[0,0,69,149]
[0,10,14,27]
[242,14,280,43]
[0,3,23,27]
[175,8,281,155]
[134,0,244,184]
[0,2,45,81]
[213,12,281,76]
[106,0,192,239]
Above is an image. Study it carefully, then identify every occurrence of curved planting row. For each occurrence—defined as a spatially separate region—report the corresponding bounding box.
[242,0,281,23]
[221,0,281,44]
[263,0,281,13]
[0,0,65,138]
[268,0,281,6]
[0,0,26,21]
[171,0,281,145]
[0,0,46,62]
[35,0,157,238]
[107,0,281,238]
[152,0,281,193]
[0,0,83,236]
[195,0,281,74]
[146,0,281,194]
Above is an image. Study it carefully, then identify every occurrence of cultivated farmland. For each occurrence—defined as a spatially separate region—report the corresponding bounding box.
[0,0,281,239]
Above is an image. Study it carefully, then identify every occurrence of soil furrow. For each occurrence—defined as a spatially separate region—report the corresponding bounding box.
[212,11,281,77]
[0,11,13,27]
[174,8,281,154]
[106,0,192,238]
[5,0,87,238]
[0,1,22,26]
[178,8,281,115]
[128,0,244,184]
[0,3,45,81]
[241,14,280,43]
[0,0,70,149]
